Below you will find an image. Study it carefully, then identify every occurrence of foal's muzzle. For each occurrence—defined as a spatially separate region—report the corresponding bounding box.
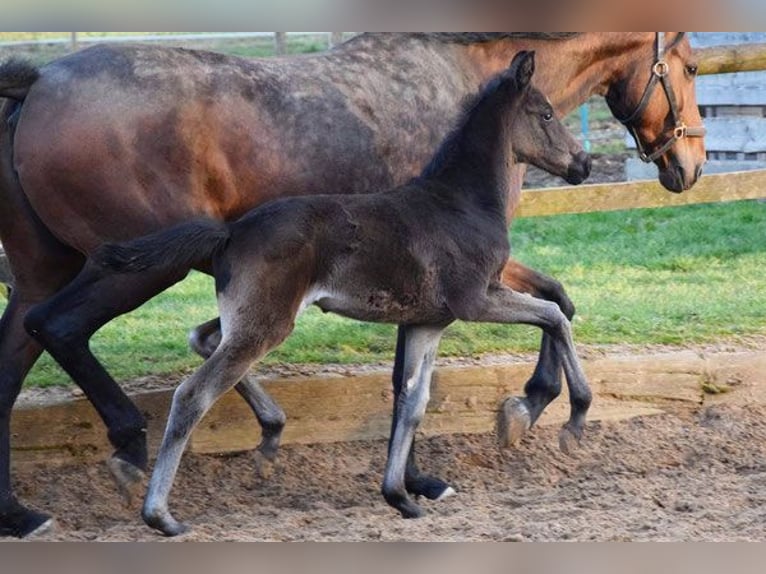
[565,151,591,185]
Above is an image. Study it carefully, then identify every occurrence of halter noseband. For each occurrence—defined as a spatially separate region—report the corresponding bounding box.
[618,32,706,163]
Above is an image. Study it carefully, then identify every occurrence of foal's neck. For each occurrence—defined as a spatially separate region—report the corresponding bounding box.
[423,87,515,218]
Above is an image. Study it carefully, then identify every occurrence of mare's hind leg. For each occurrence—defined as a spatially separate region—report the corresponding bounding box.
[24,261,190,503]
[461,285,591,453]
[382,324,447,519]
[390,326,453,501]
[498,260,576,448]
[189,317,286,477]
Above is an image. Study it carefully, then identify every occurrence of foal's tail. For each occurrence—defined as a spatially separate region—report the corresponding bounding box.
[93,218,231,274]
[0,58,39,100]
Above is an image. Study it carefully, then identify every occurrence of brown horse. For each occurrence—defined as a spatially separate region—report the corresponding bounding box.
[94,51,590,535]
[0,33,705,537]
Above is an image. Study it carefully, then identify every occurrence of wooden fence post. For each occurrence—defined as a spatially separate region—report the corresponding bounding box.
[274,32,287,55]
[330,32,344,48]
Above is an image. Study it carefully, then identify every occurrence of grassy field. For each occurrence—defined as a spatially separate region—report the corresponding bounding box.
[0,33,333,65]
[5,199,764,388]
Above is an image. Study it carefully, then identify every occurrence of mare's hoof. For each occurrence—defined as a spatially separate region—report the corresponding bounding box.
[107,456,146,508]
[497,396,532,448]
[0,502,54,539]
[558,423,583,456]
[253,450,276,480]
[405,474,454,501]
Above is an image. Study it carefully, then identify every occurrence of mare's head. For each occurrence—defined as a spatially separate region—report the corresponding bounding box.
[606,33,706,192]
[506,51,591,185]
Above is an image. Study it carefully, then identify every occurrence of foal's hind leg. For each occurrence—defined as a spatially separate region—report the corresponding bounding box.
[144,326,291,536]
[460,286,591,454]
[382,324,447,519]
[189,317,286,477]
[24,261,190,503]
[390,327,453,501]
[498,260,576,448]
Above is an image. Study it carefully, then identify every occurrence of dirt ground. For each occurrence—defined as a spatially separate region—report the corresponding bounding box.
[13,390,766,541]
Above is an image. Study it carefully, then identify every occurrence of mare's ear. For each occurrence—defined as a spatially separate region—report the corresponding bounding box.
[509,51,535,89]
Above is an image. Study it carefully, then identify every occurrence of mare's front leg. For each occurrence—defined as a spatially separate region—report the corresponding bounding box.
[0,292,57,537]
[24,261,190,503]
[382,324,447,519]
[390,326,454,501]
[189,317,286,477]
[498,259,576,448]
[460,285,591,452]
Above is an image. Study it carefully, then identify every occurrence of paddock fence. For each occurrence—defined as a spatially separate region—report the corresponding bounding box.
[5,37,766,463]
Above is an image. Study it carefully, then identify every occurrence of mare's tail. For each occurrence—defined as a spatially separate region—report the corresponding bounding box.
[93,218,230,274]
[0,58,39,100]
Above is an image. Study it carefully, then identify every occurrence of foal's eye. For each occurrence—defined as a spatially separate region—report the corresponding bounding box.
[685,64,698,77]
[542,112,554,122]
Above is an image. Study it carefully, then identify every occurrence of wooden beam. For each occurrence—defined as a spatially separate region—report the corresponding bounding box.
[517,169,766,218]
[697,43,766,75]
[11,349,766,465]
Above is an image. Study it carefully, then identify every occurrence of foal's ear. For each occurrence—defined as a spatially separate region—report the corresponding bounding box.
[509,51,535,89]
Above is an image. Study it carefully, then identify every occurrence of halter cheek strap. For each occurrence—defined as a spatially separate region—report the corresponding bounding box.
[619,33,706,164]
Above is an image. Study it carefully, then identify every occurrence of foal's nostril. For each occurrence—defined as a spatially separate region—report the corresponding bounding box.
[565,151,591,185]
[695,163,704,182]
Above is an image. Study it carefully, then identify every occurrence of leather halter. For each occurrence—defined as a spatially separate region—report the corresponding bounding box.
[618,33,706,163]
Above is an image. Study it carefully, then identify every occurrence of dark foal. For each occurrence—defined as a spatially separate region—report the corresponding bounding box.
[94,51,591,535]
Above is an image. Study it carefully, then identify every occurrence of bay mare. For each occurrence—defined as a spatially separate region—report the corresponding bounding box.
[95,51,591,535]
[0,33,705,537]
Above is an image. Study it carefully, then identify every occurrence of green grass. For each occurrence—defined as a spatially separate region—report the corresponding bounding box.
[0,33,330,65]
[9,200,765,387]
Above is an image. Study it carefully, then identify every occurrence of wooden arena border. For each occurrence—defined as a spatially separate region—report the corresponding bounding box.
[12,346,766,465]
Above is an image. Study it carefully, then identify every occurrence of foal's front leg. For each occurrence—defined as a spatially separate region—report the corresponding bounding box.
[382,324,447,519]
[460,285,591,452]
[498,259,577,448]
[390,327,454,501]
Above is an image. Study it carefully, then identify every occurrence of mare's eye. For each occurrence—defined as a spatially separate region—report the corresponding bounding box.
[542,111,553,122]
[685,64,698,77]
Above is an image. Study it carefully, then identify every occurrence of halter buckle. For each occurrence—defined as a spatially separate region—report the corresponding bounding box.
[673,124,687,139]
[652,60,669,77]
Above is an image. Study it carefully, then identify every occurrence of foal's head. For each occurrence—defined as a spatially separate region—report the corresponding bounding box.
[505,52,591,185]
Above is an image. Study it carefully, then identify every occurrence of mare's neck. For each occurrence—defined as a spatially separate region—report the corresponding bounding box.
[459,33,652,115]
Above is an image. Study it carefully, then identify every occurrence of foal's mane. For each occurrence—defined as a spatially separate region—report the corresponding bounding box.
[419,66,520,180]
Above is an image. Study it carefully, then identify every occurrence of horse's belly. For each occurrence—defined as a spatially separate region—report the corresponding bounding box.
[311,289,450,325]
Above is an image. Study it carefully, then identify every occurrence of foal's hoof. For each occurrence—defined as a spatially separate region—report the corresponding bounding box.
[497,396,532,448]
[253,449,276,480]
[0,502,55,538]
[107,456,146,508]
[558,423,583,456]
[406,474,455,501]
[400,502,426,519]
[142,507,190,537]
